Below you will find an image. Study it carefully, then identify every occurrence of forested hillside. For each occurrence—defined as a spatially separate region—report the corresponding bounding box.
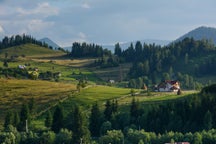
[0,34,50,50]
[69,37,216,89]
[1,84,216,144]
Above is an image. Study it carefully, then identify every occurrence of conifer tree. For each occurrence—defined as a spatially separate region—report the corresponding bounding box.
[203,110,212,130]
[45,110,52,128]
[104,100,112,121]
[4,111,14,130]
[111,99,118,114]
[130,97,141,125]
[13,111,20,128]
[72,105,90,144]
[89,103,102,137]
[51,105,64,133]
[28,98,35,115]
[19,103,30,131]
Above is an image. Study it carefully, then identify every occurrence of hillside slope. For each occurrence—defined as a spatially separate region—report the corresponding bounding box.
[0,79,77,129]
[175,26,216,45]
[0,43,65,58]
[39,37,60,50]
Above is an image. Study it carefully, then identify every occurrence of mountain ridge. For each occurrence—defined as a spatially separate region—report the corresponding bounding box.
[174,26,216,45]
[39,37,60,50]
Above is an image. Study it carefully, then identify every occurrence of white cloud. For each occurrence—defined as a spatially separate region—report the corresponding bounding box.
[78,32,87,39]
[0,25,4,33]
[27,19,54,32]
[81,2,90,9]
[17,2,59,18]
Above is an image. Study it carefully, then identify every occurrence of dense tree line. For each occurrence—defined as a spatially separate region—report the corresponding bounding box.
[3,85,216,143]
[114,38,215,88]
[70,42,107,58]
[0,34,49,49]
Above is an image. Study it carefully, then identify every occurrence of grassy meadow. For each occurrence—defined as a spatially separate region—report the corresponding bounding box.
[0,43,199,131]
[0,44,64,58]
[0,78,77,129]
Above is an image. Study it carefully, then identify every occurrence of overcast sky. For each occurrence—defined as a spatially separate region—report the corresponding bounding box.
[0,0,216,46]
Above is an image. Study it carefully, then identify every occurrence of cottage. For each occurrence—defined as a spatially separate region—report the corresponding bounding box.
[18,65,26,69]
[156,80,180,92]
[108,79,115,84]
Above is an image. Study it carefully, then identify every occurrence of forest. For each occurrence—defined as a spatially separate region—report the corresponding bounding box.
[1,84,216,144]
[0,35,216,143]
[69,38,216,89]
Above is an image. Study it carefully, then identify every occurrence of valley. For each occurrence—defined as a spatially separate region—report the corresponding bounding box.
[0,32,215,143]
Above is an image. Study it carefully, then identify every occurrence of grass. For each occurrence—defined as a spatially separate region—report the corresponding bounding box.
[118,90,198,106]
[0,78,77,129]
[0,44,65,58]
[60,85,132,115]
[89,63,132,82]
[0,43,202,130]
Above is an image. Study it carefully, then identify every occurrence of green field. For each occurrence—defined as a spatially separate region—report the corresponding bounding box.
[118,90,197,105]
[60,85,132,114]
[0,44,64,58]
[0,78,77,129]
[0,43,200,131]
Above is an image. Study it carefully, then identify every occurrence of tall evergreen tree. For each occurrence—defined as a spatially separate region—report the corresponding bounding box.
[104,100,112,121]
[203,110,212,130]
[45,110,53,128]
[28,98,36,116]
[4,111,14,130]
[114,43,122,57]
[72,105,90,144]
[130,98,141,126]
[51,105,64,133]
[111,99,118,114]
[89,103,102,137]
[19,103,30,131]
[13,111,20,128]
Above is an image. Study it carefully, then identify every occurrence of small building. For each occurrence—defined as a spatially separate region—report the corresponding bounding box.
[18,65,26,69]
[156,80,180,92]
[108,79,115,84]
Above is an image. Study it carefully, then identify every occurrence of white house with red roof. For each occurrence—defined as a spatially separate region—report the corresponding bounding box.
[156,80,180,92]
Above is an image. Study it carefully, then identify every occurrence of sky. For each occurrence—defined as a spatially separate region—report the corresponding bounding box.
[0,0,216,47]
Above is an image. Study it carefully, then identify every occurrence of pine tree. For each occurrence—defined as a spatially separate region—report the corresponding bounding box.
[18,103,30,131]
[28,98,35,115]
[104,100,112,121]
[51,105,64,133]
[13,111,20,128]
[72,105,90,144]
[45,110,52,128]
[203,110,212,130]
[4,111,14,130]
[130,98,141,125]
[111,99,118,114]
[89,103,102,137]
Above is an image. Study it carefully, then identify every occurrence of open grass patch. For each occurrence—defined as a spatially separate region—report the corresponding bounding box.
[0,78,76,129]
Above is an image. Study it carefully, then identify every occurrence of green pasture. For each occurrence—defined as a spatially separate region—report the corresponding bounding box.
[0,44,64,58]
[120,91,196,105]
[0,78,77,129]
[60,85,131,114]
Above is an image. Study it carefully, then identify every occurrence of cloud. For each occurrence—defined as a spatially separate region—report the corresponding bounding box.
[27,19,54,32]
[78,32,87,39]
[81,2,90,9]
[0,25,4,33]
[17,2,59,18]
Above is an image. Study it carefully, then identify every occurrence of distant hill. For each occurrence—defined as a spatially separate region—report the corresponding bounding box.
[102,39,171,52]
[0,44,64,58]
[63,46,71,52]
[62,39,170,53]
[39,37,60,50]
[174,26,216,45]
